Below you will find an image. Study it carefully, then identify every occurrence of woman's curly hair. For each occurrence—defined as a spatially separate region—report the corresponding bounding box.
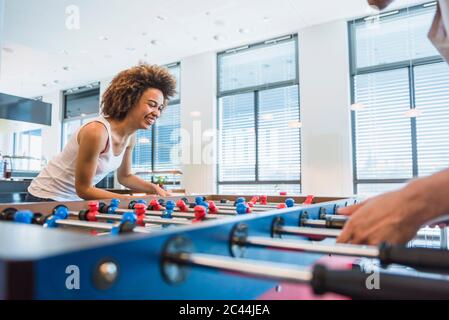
[101,64,177,120]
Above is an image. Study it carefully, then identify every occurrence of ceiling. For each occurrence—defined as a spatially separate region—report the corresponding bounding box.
[0,0,425,97]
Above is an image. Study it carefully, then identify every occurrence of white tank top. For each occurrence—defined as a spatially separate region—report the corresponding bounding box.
[28,116,130,201]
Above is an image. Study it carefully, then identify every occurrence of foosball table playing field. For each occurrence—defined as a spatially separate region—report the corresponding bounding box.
[1,194,449,300]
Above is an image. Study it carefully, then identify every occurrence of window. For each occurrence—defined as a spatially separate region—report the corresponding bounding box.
[132,63,181,189]
[13,129,43,171]
[62,115,98,148]
[349,2,449,195]
[217,35,301,195]
[62,86,101,149]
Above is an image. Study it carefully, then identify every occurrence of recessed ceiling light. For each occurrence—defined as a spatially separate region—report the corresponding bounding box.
[62,66,70,71]
[53,80,60,84]
[150,40,160,46]
[81,113,87,117]
[213,34,226,41]
[205,11,211,16]
[141,32,148,36]
[99,35,109,41]
[42,83,48,87]
[156,15,166,21]
[214,20,226,27]
[239,28,250,34]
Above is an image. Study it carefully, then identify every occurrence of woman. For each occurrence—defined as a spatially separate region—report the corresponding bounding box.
[26,64,176,202]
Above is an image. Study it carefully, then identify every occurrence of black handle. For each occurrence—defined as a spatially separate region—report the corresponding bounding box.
[379,243,449,274]
[325,216,348,229]
[312,264,449,299]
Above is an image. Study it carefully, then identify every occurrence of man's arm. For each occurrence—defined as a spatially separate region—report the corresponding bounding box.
[337,168,449,245]
[116,135,171,196]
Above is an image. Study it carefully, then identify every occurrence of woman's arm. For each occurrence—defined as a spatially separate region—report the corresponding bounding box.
[116,135,171,197]
[75,122,134,200]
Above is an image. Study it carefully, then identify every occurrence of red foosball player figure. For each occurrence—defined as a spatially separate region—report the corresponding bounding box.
[303,195,315,205]
[280,191,287,196]
[134,203,147,226]
[208,201,219,214]
[250,196,259,204]
[277,203,287,209]
[149,199,163,211]
[87,201,99,222]
[193,206,206,223]
[260,195,268,205]
[176,199,189,212]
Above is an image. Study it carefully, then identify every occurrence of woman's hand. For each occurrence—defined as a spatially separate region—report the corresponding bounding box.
[152,184,172,197]
[336,188,428,245]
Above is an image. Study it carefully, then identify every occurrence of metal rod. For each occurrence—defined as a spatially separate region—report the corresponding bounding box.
[441,228,448,250]
[51,219,151,233]
[279,226,341,238]
[114,208,227,220]
[52,219,116,231]
[215,203,282,211]
[69,211,191,226]
[302,219,326,227]
[244,236,379,258]
[167,253,313,283]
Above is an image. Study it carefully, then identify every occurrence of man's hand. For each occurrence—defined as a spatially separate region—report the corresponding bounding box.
[336,189,427,245]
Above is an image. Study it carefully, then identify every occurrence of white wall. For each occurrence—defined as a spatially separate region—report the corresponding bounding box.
[299,20,354,196]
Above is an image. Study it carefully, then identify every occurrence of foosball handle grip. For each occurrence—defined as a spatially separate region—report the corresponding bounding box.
[325,216,348,229]
[379,243,449,274]
[311,264,449,299]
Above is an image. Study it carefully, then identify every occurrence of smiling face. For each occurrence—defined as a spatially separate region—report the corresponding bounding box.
[127,88,166,130]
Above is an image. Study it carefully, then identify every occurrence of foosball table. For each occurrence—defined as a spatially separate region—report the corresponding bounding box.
[1,194,449,300]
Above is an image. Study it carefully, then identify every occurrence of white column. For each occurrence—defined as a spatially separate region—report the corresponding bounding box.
[41,91,63,162]
[299,20,354,196]
[180,52,217,194]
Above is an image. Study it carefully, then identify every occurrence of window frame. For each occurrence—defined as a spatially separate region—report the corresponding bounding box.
[216,34,302,193]
[348,2,444,194]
